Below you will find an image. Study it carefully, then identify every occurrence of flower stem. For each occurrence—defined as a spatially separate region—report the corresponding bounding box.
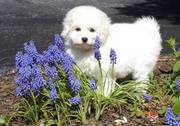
[55,104,61,126]
[111,64,115,93]
[30,91,38,124]
[98,60,104,94]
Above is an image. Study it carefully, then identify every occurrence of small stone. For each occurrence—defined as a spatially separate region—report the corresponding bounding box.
[113,119,122,126]
[112,113,120,118]
[114,117,128,126]
[38,119,45,126]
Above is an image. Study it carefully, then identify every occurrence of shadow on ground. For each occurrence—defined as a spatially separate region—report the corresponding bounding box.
[112,0,180,24]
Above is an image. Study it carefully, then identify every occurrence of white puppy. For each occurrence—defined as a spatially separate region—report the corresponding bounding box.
[61,6,162,96]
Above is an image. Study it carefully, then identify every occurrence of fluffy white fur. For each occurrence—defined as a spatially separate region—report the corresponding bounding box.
[61,5,162,96]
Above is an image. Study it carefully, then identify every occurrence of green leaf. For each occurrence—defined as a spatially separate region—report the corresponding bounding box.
[130,111,135,117]
[135,108,143,117]
[167,36,176,47]
[46,119,56,126]
[173,97,180,114]
[0,116,6,125]
[175,52,180,58]
[159,106,167,115]
[173,60,180,73]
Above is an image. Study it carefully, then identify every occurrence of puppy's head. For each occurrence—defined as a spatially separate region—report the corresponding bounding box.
[61,5,111,50]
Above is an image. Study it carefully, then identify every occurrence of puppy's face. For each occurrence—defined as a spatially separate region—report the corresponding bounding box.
[68,23,99,50]
[61,6,111,51]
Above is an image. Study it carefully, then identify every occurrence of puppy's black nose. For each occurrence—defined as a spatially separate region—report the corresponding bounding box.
[82,37,88,43]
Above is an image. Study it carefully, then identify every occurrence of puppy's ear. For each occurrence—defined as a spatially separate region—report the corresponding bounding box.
[61,24,70,38]
[99,16,111,44]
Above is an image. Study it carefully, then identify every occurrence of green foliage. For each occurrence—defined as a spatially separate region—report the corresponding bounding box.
[173,60,180,73]
[166,36,177,55]
[173,96,180,114]
[0,116,6,126]
[159,106,167,115]
[157,36,180,119]
[130,103,143,117]
[166,36,180,79]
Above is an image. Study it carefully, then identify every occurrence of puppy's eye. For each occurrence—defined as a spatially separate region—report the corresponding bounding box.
[75,27,81,31]
[89,28,95,32]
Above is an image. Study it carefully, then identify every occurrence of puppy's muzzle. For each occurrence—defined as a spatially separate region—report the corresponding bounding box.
[74,43,93,51]
[82,37,88,43]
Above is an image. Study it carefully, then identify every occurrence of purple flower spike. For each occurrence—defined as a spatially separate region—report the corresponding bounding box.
[15,51,23,71]
[94,49,101,61]
[89,79,97,90]
[94,37,101,61]
[144,93,152,102]
[69,97,81,105]
[68,76,81,94]
[44,63,58,80]
[165,107,176,126]
[48,79,57,103]
[54,34,65,51]
[176,78,180,92]
[94,36,101,50]
[24,41,39,63]
[50,87,57,103]
[110,48,117,64]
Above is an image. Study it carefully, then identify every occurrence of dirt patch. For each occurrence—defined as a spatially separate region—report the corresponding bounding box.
[0,70,19,116]
[155,55,176,75]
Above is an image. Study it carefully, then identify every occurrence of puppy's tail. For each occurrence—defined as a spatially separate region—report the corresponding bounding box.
[135,16,160,32]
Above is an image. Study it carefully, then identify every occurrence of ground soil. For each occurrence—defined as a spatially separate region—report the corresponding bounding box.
[0,56,176,126]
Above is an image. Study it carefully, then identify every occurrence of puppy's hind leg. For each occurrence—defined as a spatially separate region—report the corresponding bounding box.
[132,67,151,93]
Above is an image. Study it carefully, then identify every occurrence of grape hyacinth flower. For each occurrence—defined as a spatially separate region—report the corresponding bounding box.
[50,87,57,103]
[89,79,97,90]
[165,107,176,126]
[18,65,32,79]
[31,67,45,91]
[16,53,33,71]
[110,48,117,64]
[67,72,81,93]
[94,36,101,49]
[44,63,58,80]
[16,86,22,97]
[48,79,57,102]
[177,114,180,122]
[15,34,81,98]
[72,79,81,93]
[177,122,180,126]
[176,78,180,92]
[61,52,80,93]
[94,37,101,60]
[43,45,61,64]
[69,97,81,105]
[94,49,101,61]
[15,41,46,96]
[24,41,39,63]
[176,115,180,126]
[15,51,24,71]
[144,93,152,102]
[54,34,65,51]
[36,53,45,65]
[24,41,37,54]
[43,49,55,64]
[16,61,46,96]
[62,53,74,74]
